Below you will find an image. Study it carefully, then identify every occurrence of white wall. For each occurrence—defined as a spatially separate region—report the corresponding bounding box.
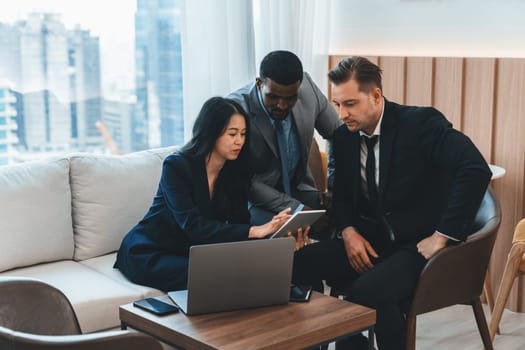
[329,0,525,57]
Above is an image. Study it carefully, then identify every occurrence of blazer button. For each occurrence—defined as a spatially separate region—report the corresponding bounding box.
[385,212,392,216]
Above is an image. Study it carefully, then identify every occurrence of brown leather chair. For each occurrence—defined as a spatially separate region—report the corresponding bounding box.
[488,218,525,340]
[0,327,164,350]
[405,188,501,350]
[0,277,162,350]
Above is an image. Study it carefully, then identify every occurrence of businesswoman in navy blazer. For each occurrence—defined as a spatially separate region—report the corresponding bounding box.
[115,97,295,291]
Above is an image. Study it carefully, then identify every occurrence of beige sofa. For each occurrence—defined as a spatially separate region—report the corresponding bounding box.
[0,146,177,333]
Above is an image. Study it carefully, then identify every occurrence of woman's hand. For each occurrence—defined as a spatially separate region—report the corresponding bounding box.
[248,208,292,239]
[289,226,311,251]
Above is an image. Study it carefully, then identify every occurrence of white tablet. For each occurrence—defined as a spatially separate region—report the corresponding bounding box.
[270,210,326,239]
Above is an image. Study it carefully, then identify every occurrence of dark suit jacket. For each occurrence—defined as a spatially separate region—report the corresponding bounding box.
[114,152,250,289]
[332,99,491,246]
[228,73,341,212]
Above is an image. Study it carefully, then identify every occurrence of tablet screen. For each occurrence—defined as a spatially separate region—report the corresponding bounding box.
[270,210,325,238]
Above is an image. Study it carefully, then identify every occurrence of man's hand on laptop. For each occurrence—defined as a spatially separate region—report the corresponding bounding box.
[248,208,292,239]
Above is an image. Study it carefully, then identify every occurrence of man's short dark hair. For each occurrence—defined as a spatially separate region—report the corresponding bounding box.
[259,50,303,85]
[328,56,383,92]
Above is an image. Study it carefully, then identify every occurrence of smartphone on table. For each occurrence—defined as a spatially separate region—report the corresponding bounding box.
[133,297,179,315]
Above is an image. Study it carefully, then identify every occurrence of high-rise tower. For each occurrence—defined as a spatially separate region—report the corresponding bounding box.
[135,0,183,150]
[0,81,19,165]
[68,27,103,150]
[18,13,71,151]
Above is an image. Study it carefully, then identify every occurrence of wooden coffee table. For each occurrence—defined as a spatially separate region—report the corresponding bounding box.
[120,292,376,350]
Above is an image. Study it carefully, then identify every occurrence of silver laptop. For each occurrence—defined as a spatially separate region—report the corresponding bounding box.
[168,237,295,315]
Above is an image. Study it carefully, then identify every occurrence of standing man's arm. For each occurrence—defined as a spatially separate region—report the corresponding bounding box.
[302,73,341,190]
[249,180,302,213]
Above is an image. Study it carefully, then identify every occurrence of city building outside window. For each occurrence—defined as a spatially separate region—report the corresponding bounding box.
[0,0,184,165]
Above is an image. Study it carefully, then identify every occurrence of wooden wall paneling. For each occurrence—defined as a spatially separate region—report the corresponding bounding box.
[405,57,434,106]
[378,56,406,105]
[433,57,464,130]
[491,58,525,312]
[461,58,496,161]
[329,55,346,71]
[363,56,379,65]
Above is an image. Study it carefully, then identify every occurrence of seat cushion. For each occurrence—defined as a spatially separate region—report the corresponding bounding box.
[0,158,73,272]
[0,261,142,333]
[70,150,166,261]
[80,253,163,298]
[146,146,178,160]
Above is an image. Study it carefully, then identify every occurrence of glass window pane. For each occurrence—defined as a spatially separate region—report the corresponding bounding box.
[0,0,184,161]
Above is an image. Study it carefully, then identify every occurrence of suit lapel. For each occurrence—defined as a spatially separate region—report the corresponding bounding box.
[290,99,310,180]
[189,157,212,216]
[378,100,397,195]
[341,130,362,213]
[247,86,279,158]
[291,101,309,163]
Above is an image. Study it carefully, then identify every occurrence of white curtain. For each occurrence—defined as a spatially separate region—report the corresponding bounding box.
[180,0,257,141]
[181,0,333,142]
[253,0,332,95]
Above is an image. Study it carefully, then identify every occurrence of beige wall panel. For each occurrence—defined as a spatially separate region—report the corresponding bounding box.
[491,58,525,312]
[379,56,406,105]
[364,56,379,65]
[433,58,464,130]
[329,55,346,71]
[405,57,433,106]
[462,58,496,160]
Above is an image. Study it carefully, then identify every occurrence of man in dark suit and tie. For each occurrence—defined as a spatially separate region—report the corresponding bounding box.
[228,51,341,227]
[292,56,492,350]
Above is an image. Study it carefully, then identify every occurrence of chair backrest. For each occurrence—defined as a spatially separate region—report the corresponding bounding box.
[308,138,327,192]
[512,218,525,244]
[512,218,525,273]
[408,188,501,316]
[0,327,163,350]
[0,277,81,335]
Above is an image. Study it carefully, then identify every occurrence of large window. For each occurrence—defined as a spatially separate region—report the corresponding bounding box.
[0,0,184,164]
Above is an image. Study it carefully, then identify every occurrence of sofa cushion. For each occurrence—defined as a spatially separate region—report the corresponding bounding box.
[70,149,172,261]
[80,253,163,298]
[0,158,73,272]
[146,146,178,160]
[0,261,142,333]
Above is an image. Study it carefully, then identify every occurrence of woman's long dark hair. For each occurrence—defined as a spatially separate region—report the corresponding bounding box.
[180,97,252,224]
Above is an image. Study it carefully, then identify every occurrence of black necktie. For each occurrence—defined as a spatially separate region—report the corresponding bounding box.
[364,136,378,207]
[275,120,291,195]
